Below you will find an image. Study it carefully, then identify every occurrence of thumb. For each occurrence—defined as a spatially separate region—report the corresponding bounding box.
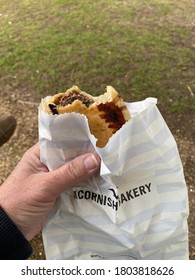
[47,152,100,196]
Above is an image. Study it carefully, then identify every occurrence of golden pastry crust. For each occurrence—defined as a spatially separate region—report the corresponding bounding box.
[41,85,130,147]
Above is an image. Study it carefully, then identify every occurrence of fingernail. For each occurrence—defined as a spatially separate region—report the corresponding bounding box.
[84,153,100,172]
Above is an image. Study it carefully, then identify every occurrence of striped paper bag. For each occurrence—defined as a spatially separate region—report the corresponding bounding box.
[39,97,189,260]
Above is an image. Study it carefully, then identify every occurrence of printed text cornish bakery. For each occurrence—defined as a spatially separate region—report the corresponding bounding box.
[73,183,151,211]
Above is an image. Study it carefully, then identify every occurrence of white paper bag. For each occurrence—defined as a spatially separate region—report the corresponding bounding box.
[39,98,189,260]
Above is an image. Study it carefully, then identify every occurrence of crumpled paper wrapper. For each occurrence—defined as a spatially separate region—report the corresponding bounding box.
[39,97,189,260]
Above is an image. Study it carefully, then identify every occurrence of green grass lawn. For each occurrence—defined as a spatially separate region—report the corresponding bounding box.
[0,0,194,111]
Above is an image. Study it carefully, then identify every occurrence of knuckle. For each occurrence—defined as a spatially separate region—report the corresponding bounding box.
[67,160,83,182]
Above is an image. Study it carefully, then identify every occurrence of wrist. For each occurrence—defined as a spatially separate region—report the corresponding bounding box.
[0,207,32,259]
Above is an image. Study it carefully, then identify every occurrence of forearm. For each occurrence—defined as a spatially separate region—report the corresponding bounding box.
[0,207,32,260]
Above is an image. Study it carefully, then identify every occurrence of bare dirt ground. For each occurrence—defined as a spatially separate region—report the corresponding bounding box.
[0,88,194,260]
[0,0,194,260]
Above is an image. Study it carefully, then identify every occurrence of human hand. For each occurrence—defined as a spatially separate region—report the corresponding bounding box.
[0,143,100,241]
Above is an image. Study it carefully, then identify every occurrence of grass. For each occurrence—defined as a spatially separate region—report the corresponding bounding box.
[0,0,194,111]
[0,0,194,261]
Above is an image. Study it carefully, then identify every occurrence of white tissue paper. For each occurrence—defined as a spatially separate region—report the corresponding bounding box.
[38,97,189,260]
